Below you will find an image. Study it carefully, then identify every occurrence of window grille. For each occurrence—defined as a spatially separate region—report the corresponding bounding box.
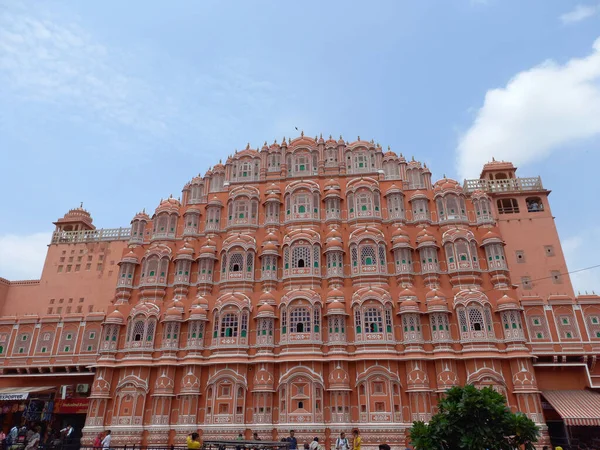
[290,308,310,333]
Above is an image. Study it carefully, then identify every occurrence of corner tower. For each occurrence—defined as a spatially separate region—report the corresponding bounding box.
[464,160,574,298]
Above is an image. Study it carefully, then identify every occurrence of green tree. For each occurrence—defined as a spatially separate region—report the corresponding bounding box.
[409,385,539,450]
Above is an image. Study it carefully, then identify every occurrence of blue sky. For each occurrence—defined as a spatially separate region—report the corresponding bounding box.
[1,0,599,291]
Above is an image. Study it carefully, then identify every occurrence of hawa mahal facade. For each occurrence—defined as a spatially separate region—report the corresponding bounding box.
[1,134,600,448]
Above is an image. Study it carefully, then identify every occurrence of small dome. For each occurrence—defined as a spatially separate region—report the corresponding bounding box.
[155,197,181,214]
[328,287,344,299]
[326,228,342,240]
[398,299,419,314]
[496,294,520,311]
[410,190,428,201]
[165,307,183,320]
[426,297,449,313]
[481,231,504,246]
[392,226,409,239]
[258,303,274,312]
[326,300,348,316]
[120,250,140,264]
[262,242,278,253]
[325,179,338,189]
[132,210,150,222]
[426,288,445,300]
[399,288,417,299]
[257,303,275,318]
[167,298,184,310]
[259,291,276,304]
[106,309,124,324]
[175,243,194,259]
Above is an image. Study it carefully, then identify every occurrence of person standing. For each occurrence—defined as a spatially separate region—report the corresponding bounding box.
[309,437,319,450]
[352,430,361,450]
[287,431,297,450]
[24,426,40,450]
[187,432,201,449]
[335,432,349,450]
[101,430,111,450]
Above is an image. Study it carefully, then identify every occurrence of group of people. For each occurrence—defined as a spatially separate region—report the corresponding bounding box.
[0,423,76,450]
[185,429,390,450]
[91,430,111,449]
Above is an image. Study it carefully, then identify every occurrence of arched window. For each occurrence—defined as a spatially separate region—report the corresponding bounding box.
[325,148,338,167]
[407,168,424,189]
[290,307,310,333]
[485,244,506,269]
[394,248,413,274]
[140,256,169,286]
[268,153,280,172]
[228,198,259,226]
[430,313,450,342]
[474,196,493,224]
[205,206,221,231]
[351,242,387,275]
[292,245,310,269]
[209,173,225,192]
[126,316,156,349]
[501,311,524,341]
[286,191,319,220]
[411,199,430,221]
[457,303,495,341]
[446,239,479,271]
[189,183,205,204]
[348,189,381,219]
[284,241,320,277]
[354,303,394,342]
[386,193,405,220]
[402,314,423,342]
[383,161,400,180]
[290,151,317,176]
[364,308,383,333]
[419,247,439,273]
[220,313,239,337]
[280,303,322,343]
[222,249,254,281]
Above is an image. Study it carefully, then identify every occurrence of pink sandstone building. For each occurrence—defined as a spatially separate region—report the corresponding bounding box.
[1,134,600,449]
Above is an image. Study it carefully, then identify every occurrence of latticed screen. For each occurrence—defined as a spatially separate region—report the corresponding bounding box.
[229,253,244,272]
[290,308,310,333]
[364,308,383,333]
[468,307,485,332]
[292,246,311,268]
[356,192,372,212]
[293,193,310,213]
[220,313,239,337]
[360,245,376,266]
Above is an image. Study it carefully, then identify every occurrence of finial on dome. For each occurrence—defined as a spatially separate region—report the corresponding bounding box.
[320,133,323,138]
[264,141,267,145]
[301,130,304,137]
[235,149,238,154]
[329,134,332,139]
[358,135,360,141]
[246,143,250,150]
[492,157,496,161]
[142,208,145,213]
[411,155,415,161]
[388,145,390,151]
[274,139,277,144]
[178,196,181,202]
[169,194,173,199]
[443,173,446,178]
[80,202,83,208]
[424,163,427,168]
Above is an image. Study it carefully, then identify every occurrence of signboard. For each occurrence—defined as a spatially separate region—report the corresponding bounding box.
[54,398,90,414]
[0,393,29,401]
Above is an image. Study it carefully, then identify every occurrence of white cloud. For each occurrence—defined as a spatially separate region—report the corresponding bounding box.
[0,233,51,281]
[560,4,600,24]
[0,4,171,135]
[562,229,600,294]
[456,37,600,180]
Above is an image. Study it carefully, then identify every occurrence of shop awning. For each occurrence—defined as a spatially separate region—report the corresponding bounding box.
[542,390,600,426]
[0,387,54,401]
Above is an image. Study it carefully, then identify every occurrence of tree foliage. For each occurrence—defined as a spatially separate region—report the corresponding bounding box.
[409,385,539,450]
